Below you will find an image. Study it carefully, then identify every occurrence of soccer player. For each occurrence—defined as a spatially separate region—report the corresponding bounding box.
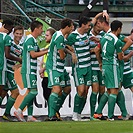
[67,16,92,121]
[46,18,74,121]
[122,29,133,93]
[2,26,24,122]
[118,30,133,119]
[96,15,132,51]
[114,29,133,120]
[67,12,108,121]
[14,21,48,122]
[40,28,73,120]
[89,23,105,120]
[100,20,123,120]
[39,28,62,119]
[39,28,56,102]
[94,15,132,120]
[0,20,21,107]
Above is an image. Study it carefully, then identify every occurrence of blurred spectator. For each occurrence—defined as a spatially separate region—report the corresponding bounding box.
[109,0,125,5]
[78,0,93,5]
[79,0,85,5]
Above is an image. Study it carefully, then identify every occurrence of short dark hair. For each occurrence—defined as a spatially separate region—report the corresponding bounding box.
[30,21,43,32]
[78,16,92,27]
[111,20,122,32]
[13,25,24,34]
[2,20,14,26]
[97,15,109,25]
[61,18,73,29]
[2,20,14,33]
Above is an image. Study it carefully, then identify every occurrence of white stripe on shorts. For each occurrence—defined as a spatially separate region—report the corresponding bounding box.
[74,66,79,86]
[49,70,54,86]
[113,65,118,88]
[26,74,31,88]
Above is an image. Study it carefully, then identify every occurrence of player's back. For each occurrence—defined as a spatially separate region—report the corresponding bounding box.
[101,33,119,65]
[46,31,65,73]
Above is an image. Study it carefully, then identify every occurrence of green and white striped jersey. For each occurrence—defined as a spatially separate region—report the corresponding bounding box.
[21,34,39,75]
[118,34,127,69]
[0,32,12,71]
[100,32,122,65]
[90,31,104,70]
[67,29,91,68]
[123,44,133,75]
[46,30,66,73]
[6,41,23,73]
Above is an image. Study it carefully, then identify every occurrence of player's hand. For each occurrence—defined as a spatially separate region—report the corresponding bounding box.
[66,45,75,53]
[39,68,45,78]
[99,63,102,71]
[129,51,133,56]
[90,49,94,53]
[72,53,77,64]
[12,64,22,70]
[40,73,44,78]
[102,12,109,23]
[39,68,44,74]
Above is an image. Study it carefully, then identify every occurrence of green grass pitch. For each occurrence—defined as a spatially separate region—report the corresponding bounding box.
[0,121,133,133]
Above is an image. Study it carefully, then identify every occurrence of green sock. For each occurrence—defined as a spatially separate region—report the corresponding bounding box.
[5,96,15,115]
[96,92,109,114]
[56,92,68,112]
[27,99,34,116]
[78,96,86,114]
[98,93,103,104]
[73,93,83,113]
[48,92,58,117]
[60,91,68,107]
[116,90,127,117]
[19,91,37,111]
[90,92,97,117]
[56,96,62,112]
[0,96,3,106]
[108,94,117,119]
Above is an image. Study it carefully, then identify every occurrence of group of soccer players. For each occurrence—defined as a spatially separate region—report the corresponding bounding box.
[0,10,133,122]
[43,11,133,121]
[0,20,48,122]
[0,20,23,122]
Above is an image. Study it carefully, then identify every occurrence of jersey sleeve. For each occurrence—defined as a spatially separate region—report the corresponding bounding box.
[118,34,125,42]
[66,34,75,46]
[55,36,64,50]
[26,38,36,52]
[115,39,123,53]
[4,35,12,47]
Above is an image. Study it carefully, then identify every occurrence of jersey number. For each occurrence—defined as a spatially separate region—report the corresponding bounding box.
[55,77,59,83]
[79,78,84,84]
[11,79,16,85]
[32,80,37,86]
[103,41,107,56]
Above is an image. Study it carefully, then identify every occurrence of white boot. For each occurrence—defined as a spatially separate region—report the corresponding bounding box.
[72,112,81,121]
